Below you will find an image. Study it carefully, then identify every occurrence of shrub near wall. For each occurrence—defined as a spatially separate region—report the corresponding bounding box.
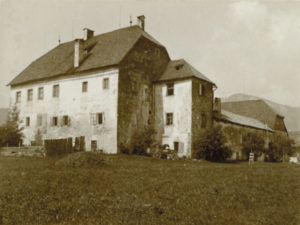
[193,125,232,162]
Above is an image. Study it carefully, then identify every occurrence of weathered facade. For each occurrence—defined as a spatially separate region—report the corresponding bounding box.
[9,17,216,157]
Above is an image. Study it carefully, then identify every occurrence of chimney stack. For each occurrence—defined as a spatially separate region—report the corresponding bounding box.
[74,39,83,68]
[137,15,145,31]
[214,98,221,118]
[83,28,94,41]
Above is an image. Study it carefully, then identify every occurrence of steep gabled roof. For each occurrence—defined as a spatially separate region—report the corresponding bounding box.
[9,25,165,86]
[156,59,216,86]
[217,110,273,132]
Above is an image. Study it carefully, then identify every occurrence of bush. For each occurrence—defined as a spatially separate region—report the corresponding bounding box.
[55,152,107,168]
[0,105,23,147]
[242,131,265,160]
[265,134,295,162]
[194,125,232,162]
[132,127,156,156]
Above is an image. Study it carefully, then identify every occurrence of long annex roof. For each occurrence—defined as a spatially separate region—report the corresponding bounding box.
[156,59,216,86]
[9,25,165,86]
[218,110,273,132]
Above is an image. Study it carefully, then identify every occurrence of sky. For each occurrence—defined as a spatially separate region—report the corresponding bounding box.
[0,0,299,108]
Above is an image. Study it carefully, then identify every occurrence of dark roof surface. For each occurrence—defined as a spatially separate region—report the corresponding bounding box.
[9,25,164,86]
[219,110,273,132]
[156,59,216,85]
[222,100,287,132]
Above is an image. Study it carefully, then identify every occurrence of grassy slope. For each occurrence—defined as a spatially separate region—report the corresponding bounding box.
[0,154,299,225]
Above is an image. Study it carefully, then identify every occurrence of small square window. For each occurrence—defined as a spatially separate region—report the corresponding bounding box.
[167,83,174,96]
[53,85,59,98]
[16,91,21,103]
[201,114,207,128]
[166,113,173,125]
[38,87,44,100]
[103,78,109,89]
[27,89,33,101]
[26,117,30,126]
[63,115,70,126]
[37,115,42,126]
[52,117,58,126]
[82,81,88,92]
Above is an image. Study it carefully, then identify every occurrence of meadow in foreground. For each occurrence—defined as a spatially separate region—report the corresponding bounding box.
[0,153,299,225]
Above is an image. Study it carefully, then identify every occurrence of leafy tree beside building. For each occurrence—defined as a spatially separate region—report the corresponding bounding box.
[0,105,23,147]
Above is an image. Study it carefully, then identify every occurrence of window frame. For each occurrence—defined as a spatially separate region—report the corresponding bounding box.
[53,84,59,98]
[16,91,21,103]
[166,113,173,126]
[26,117,30,127]
[62,115,70,126]
[199,83,205,96]
[52,116,58,126]
[38,87,44,100]
[27,89,33,101]
[166,83,174,96]
[82,81,88,93]
[103,78,109,90]
[37,115,43,127]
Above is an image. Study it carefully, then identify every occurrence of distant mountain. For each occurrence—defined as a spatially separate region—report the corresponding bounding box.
[0,108,8,125]
[222,93,300,132]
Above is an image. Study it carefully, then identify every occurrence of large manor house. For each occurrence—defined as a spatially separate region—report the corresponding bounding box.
[9,16,288,159]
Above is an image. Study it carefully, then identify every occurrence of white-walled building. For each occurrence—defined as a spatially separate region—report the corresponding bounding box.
[8,17,216,157]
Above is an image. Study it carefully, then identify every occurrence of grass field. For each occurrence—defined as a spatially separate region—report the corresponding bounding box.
[0,153,299,225]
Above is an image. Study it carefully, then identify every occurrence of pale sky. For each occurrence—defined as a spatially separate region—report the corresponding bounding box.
[0,0,299,107]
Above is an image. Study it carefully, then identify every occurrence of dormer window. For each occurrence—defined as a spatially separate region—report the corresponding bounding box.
[167,83,174,96]
[175,64,184,70]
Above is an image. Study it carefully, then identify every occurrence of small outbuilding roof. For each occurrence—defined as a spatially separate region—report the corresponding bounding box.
[218,110,274,132]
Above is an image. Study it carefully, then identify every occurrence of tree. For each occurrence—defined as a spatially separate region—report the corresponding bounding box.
[194,125,232,162]
[132,127,156,156]
[242,131,265,160]
[265,134,294,162]
[0,105,23,147]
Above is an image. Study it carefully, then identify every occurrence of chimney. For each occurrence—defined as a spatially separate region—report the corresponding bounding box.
[137,15,145,31]
[214,97,221,118]
[83,28,94,41]
[74,39,83,68]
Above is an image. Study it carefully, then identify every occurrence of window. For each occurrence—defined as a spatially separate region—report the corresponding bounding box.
[90,113,104,125]
[37,115,42,126]
[53,84,59,98]
[38,87,44,100]
[97,113,103,124]
[27,89,33,101]
[103,78,109,89]
[174,142,179,151]
[91,140,97,151]
[26,117,30,126]
[167,83,174,96]
[82,81,88,92]
[166,113,173,125]
[16,91,21,103]
[201,113,206,128]
[52,117,58,126]
[199,84,205,96]
[63,115,70,126]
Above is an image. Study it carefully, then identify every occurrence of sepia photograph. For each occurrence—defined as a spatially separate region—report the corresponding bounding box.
[0,0,299,224]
